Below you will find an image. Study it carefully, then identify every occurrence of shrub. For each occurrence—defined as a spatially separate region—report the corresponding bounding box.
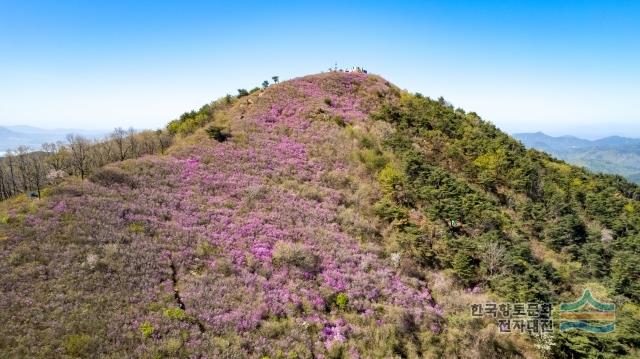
[195,241,218,258]
[163,307,187,321]
[89,167,137,188]
[206,126,230,142]
[331,116,346,127]
[544,214,587,251]
[378,164,405,194]
[162,338,183,355]
[357,148,388,172]
[167,108,211,135]
[611,251,640,301]
[139,321,154,338]
[63,334,95,357]
[215,258,237,276]
[272,241,319,273]
[374,196,408,222]
[324,98,333,106]
[452,251,476,287]
[335,292,349,310]
[237,89,249,97]
[128,222,145,234]
[9,243,32,266]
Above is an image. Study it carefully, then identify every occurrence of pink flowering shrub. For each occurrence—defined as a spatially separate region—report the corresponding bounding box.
[0,72,440,358]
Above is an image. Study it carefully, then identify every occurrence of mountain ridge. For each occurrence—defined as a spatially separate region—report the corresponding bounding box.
[514,131,640,183]
[1,72,639,358]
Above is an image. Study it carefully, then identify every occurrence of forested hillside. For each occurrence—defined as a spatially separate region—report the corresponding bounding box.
[0,72,638,358]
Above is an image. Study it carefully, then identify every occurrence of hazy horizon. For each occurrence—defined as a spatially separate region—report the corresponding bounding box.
[2,1,640,138]
[3,122,639,145]
[2,108,638,141]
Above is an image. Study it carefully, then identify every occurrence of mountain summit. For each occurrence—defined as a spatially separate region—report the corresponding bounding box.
[1,72,639,358]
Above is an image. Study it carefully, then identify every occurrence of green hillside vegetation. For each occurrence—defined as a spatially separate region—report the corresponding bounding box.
[369,92,640,357]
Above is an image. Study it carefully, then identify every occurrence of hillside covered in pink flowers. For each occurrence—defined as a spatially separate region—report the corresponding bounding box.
[0,73,444,358]
[2,72,639,358]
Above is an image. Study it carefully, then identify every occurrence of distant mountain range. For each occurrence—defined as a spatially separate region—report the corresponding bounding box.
[513,131,640,183]
[0,125,108,155]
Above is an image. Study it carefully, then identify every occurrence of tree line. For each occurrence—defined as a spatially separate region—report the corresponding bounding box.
[0,75,276,201]
[0,128,172,201]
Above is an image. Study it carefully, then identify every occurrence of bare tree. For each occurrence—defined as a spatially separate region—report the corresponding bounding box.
[2,121,177,202]
[91,142,108,168]
[137,130,157,156]
[15,146,30,191]
[67,134,92,179]
[479,242,506,278]
[156,130,171,154]
[0,161,10,200]
[111,127,130,161]
[42,142,68,171]
[127,127,139,158]
[5,151,18,195]
[28,153,47,198]
[41,142,56,155]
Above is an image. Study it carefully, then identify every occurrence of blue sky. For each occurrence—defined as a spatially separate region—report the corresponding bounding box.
[1,1,639,138]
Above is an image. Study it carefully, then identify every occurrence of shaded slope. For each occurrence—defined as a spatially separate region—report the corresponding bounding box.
[370,93,640,358]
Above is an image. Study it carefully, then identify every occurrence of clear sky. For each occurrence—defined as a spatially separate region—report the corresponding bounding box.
[1,1,639,138]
